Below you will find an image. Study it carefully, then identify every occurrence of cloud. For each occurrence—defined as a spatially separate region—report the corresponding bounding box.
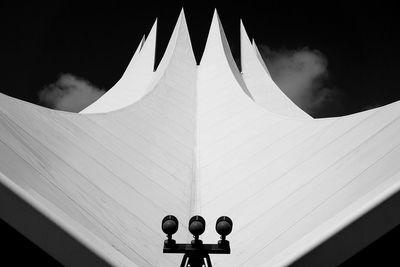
[258,45,339,116]
[38,73,105,112]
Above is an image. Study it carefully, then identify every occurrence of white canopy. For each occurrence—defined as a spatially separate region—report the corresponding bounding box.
[1,9,400,266]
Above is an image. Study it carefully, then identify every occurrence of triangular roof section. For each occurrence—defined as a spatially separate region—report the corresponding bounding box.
[240,20,312,118]
[200,10,254,101]
[81,19,158,113]
[252,38,271,76]
[139,34,146,51]
[145,9,196,95]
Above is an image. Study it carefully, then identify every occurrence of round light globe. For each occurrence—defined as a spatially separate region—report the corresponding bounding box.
[189,215,205,236]
[216,216,232,236]
[162,215,178,235]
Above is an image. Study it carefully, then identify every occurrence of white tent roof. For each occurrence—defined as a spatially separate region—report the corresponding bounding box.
[81,19,157,113]
[1,9,400,266]
[240,21,312,119]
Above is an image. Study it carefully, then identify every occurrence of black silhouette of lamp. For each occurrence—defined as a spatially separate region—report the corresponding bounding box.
[162,215,232,267]
[216,216,233,248]
[162,215,179,247]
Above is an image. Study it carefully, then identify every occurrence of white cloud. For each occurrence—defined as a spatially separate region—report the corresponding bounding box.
[38,73,105,112]
[258,46,337,115]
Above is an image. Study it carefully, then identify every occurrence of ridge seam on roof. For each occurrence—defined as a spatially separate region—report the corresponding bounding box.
[192,64,200,216]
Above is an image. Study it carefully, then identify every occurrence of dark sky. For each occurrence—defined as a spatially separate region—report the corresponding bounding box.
[0,2,399,117]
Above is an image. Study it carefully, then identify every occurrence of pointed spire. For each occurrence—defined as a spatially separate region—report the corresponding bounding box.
[119,18,157,78]
[251,39,271,76]
[173,8,195,62]
[240,19,247,37]
[121,35,144,75]
[139,34,146,51]
[200,9,222,64]
[201,9,240,74]
[200,9,253,99]
[239,20,311,118]
[153,8,196,73]
[240,20,271,77]
[139,18,157,71]
[80,18,158,113]
[240,19,252,73]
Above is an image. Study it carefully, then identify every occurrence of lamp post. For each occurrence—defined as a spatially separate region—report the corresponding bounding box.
[162,215,233,267]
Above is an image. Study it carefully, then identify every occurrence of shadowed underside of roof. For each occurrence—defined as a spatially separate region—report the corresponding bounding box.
[1,9,400,267]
